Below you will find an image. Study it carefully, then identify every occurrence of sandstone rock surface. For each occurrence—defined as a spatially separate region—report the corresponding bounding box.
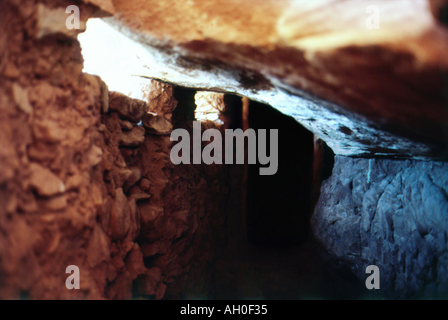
[77,0,448,160]
[120,126,146,147]
[109,91,149,123]
[142,113,173,136]
[0,0,214,300]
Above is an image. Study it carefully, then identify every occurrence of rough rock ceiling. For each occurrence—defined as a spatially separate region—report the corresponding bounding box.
[84,0,448,159]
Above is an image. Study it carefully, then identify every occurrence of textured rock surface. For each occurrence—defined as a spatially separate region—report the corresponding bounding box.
[109,91,148,123]
[79,0,448,160]
[142,80,178,121]
[0,0,122,299]
[312,156,448,299]
[100,84,244,300]
[194,92,226,123]
[0,0,242,300]
[142,113,173,135]
[119,126,145,147]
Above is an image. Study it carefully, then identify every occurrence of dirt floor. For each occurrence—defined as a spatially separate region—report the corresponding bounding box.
[212,230,375,300]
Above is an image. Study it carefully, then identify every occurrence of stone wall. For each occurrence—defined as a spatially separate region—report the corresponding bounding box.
[0,0,243,299]
[0,0,113,299]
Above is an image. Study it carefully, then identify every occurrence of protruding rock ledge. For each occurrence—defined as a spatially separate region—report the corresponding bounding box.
[81,0,448,160]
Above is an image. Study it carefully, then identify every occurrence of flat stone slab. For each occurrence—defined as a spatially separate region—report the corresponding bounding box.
[80,0,448,160]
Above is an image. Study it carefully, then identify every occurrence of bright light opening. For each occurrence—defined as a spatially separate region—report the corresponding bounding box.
[78,19,152,100]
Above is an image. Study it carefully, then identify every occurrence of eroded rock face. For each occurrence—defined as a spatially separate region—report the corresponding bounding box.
[109,91,148,123]
[0,0,119,300]
[142,113,173,135]
[312,156,448,299]
[132,86,245,299]
[99,83,243,300]
[0,0,243,300]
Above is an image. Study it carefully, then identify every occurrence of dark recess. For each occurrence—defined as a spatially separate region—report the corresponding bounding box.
[440,3,448,25]
[244,100,314,246]
[172,86,197,125]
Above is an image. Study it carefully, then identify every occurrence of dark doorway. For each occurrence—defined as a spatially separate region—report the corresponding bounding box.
[244,100,314,246]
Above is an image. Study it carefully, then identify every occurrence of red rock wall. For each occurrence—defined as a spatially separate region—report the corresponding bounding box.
[0,0,110,299]
[0,0,243,299]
